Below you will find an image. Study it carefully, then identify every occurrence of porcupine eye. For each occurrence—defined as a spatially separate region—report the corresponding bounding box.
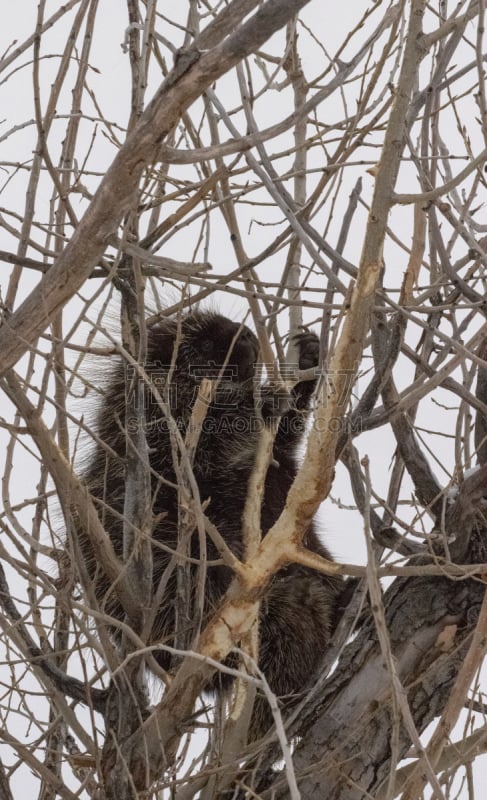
[199,338,214,359]
[193,337,222,379]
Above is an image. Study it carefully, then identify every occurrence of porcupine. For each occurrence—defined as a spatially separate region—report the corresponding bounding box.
[80,310,343,738]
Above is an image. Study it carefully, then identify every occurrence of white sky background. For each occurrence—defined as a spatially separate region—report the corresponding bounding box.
[1,1,486,797]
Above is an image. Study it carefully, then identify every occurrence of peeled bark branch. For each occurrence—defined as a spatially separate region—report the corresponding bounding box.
[267,0,429,549]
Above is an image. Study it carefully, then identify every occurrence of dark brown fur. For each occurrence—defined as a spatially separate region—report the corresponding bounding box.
[80,311,342,737]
